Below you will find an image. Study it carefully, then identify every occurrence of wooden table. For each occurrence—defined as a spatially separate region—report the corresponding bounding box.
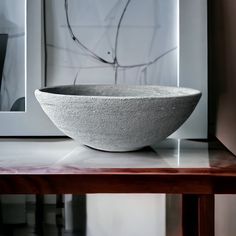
[0,138,235,236]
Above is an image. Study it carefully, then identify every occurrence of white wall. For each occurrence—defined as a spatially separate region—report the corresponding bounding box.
[63,194,166,236]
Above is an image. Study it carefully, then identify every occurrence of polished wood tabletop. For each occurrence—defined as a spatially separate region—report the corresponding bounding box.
[0,138,234,236]
[0,138,235,194]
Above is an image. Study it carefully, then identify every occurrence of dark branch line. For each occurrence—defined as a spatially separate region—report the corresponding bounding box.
[65,0,114,65]
[119,47,177,69]
[64,0,177,84]
[114,0,131,67]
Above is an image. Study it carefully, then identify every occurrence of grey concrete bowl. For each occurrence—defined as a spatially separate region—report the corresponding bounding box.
[35,85,201,152]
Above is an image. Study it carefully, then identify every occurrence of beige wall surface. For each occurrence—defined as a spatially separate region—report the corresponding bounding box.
[209,0,236,155]
[209,1,236,235]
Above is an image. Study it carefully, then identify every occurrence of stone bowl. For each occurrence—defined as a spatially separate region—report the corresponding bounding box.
[35,85,201,152]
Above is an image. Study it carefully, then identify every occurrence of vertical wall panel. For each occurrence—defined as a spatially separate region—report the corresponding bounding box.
[209,0,236,155]
[176,0,208,138]
[209,1,236,236]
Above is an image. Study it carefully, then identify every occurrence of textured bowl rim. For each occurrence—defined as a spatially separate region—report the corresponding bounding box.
[35,84,202,100]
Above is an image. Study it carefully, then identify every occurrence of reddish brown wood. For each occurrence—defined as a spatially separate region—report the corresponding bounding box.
[35,195,44,235]
[0,140,231,235]
[198,195,215,236]
[182,194,198,236]
[182,194,214,236]
[166,195,182,236]
[0,141,235,194]
[0,173,235,194]
[0,140,234,195]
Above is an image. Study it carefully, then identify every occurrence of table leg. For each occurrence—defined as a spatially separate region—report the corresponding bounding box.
[198,195,215,236]
[182,194,214,236]
[71,195,87,234]
[166,195,182,236]
[56,195,64,235]
[35,195,44,235]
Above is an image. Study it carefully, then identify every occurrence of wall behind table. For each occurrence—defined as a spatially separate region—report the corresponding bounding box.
[209,0,236,235]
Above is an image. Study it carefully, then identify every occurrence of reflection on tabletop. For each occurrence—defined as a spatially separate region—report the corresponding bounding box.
[0,138,233,173]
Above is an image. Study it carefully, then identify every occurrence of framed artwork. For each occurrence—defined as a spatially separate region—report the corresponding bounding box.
[0,0,25,112]
[0,0,207,137]
[0,0,60,135]
[45,0,178,87]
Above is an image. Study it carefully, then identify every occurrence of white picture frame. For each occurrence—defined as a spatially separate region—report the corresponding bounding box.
[0,0,207,137]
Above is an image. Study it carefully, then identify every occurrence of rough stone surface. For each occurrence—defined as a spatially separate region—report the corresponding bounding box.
[35,85,201,152]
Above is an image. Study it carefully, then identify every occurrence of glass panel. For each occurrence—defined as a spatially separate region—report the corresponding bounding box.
[44,0,178,87]
[0,0,26,111]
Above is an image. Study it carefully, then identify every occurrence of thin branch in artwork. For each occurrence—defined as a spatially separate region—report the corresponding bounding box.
[47,43,94,57]
[48,63,112,69]
[2,73,10,109]
[114,0,131,67]
[112,0,131,83]
[73,71,79,85]
[65,0,114,65]
[64,0,177,85]
[114,64,118,84]
[119,47,177,68]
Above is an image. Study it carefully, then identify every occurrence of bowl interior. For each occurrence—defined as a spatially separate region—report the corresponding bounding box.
[39,85,201,98]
